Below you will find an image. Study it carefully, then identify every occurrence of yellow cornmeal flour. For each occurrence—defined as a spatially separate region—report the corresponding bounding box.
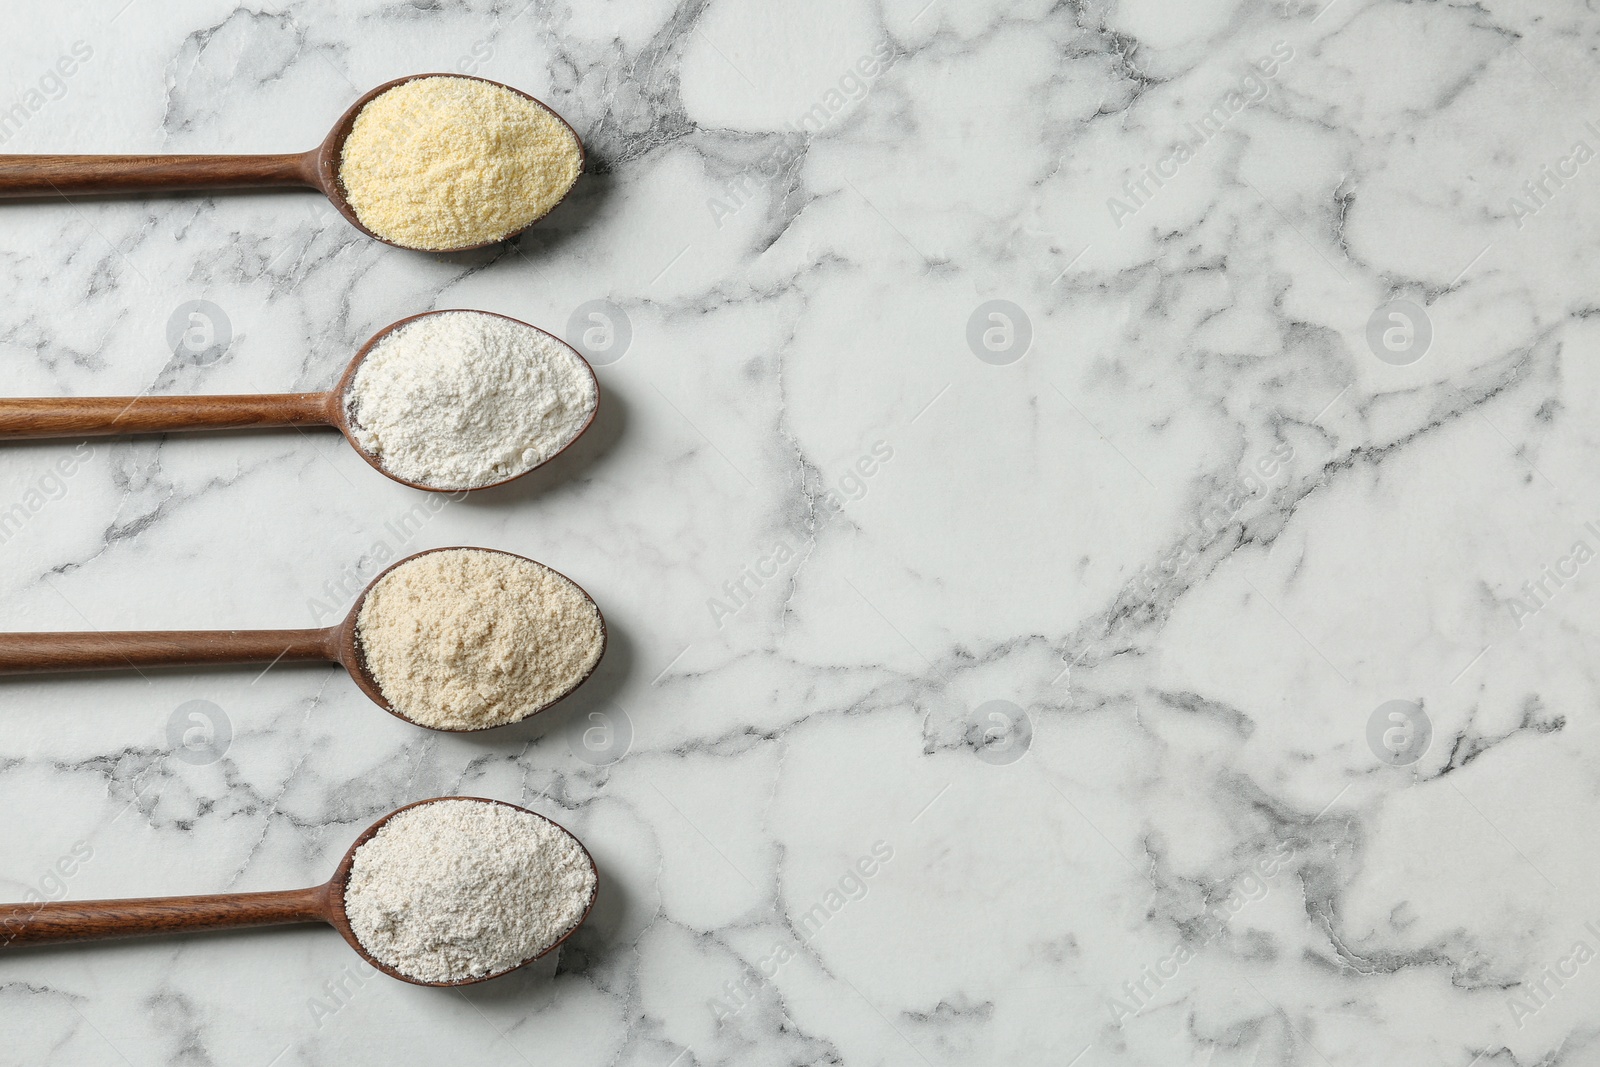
[338,76,581,251]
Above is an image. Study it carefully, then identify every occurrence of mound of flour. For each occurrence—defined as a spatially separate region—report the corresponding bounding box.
[344,799,596,983]
[345,311,596,489]
[337,76,582,251]
[355,548,605,730]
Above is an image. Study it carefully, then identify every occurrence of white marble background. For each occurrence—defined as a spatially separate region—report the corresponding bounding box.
[0,0,1596,1063]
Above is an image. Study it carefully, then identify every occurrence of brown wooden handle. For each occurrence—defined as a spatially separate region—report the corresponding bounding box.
[0,628,336,673]
[0,152,319,197]
[0,885,330,946]
[0,393,332,439]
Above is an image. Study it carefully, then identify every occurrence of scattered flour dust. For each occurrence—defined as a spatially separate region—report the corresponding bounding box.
[355,548,605,730]
[345,311,597,490]
[344,799,596,983]
[337,75,582,251]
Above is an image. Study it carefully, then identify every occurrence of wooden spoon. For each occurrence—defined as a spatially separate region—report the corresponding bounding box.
[0,73,583,253]
[0,797,598,986]
[0,546,607,733]
[0,309,599,493]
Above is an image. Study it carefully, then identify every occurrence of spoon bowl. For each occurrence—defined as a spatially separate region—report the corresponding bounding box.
[328,309,601,492]
[0,73,585,253]
[311,73,587,253]
[331,546,609,732]
[324,797,599,985]
[0,796,598,987]
[0,546,607,733]
[0,309,600,493]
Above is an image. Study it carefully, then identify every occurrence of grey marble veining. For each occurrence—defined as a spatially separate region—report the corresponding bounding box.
[1,0,1598,1064]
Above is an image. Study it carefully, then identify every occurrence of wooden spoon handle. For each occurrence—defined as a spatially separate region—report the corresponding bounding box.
[0,628,335,673]
[0,152,318,197]
[0,885,329,946]
[0,393,332,439]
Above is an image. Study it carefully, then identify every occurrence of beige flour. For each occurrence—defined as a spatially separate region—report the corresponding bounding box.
[338,76,582,251]
[344,799,596,983]
[356,548,603,730]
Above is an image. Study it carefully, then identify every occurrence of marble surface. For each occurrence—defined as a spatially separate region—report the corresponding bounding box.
[3,0,1600,1063]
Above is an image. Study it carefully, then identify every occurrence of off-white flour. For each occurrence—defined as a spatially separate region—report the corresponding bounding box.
[344,799,596,983]
[356,548,604,730]
[344,311,597,490]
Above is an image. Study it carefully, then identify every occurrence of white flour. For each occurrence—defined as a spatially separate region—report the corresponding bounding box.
[344,799,596,983]
[344,311,597,489]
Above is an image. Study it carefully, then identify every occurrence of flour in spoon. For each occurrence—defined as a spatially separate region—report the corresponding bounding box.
[338,76,582,251]
[355,548,605,730]
[344,311,596,490]
[344,799,596,983]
